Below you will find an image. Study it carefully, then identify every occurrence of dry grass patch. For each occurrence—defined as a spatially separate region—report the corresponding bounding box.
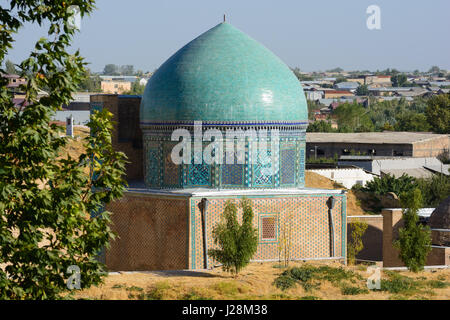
[75,261,450,300]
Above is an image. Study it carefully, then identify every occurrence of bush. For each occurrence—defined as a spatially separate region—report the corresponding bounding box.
[380,273,418,294]
[394,189,432,272]
[347,221,369,265]
[273,275,297,291]
[340,285,369,295]
[363,173,415,196]
[208,198,258,276]
[274,265,360,292]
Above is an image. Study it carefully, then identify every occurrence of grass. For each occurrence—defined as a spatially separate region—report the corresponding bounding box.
[340,285,369,295]
[75,261,450,300]
[183,289,213,300]
[379,271,450,298]
[212,281,245,296]
[274,265,362,293]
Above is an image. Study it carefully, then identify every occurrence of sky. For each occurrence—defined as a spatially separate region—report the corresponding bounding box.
[5,0,450,73]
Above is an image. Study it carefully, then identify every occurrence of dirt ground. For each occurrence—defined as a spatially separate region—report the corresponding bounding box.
[75,261,450,300]
[305,171,366,216]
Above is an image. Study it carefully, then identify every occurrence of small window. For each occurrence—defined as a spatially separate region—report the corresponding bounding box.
[342,149,350,155]
[393,150,403,156]
[261,216,277,241]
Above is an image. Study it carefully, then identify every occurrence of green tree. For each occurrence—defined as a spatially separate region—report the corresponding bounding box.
[428,66,441,75]
[4,59,17,74]
[208,198,258,276]
[334,102,374,132]
[416,174,450,207]
[363,174,415,196]
[394,112,431,132]
[425,94,450,133]
[0,0,127,299]
[391,74,407,87]
[307,120,335,132]
[394,189,432,272]
[119,64,134,75]
[123,81,146,95]
[103,63,119,75]
[347,221,368,265]
[291,67,313,81]
[77,68,101,92]
[355,84,369,96]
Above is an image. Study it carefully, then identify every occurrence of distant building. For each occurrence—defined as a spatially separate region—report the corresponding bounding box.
[308,167,376,189]
[306,132,449,159]
[334,81,360,92]
[347,75,391,87]
[101,80,132,94]
[305,89,323,100]
[338,156,443,179]
[323,90,354,99]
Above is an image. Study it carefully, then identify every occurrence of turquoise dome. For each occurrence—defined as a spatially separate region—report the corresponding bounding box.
[140,22,307,125]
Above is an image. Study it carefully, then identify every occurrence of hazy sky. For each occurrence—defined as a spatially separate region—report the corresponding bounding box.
[6,0,450,73]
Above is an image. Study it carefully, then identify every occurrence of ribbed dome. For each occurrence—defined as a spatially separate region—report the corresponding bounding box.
[140,22,307,125]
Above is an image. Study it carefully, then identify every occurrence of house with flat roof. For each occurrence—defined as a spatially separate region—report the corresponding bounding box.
[306,132,449,159]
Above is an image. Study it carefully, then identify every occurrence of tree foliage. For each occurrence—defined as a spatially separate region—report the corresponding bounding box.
[307,120,335,133]
[425,94,450,134]
[355,84,369,96]
[394,112,430,132]
[416,174,450,207]
[208,198,258,276]
[347,221,368,265]
[334,102,374,132]
[123,81,146,95]
[4,59,17,74]
[391,74,407,87]
[363,174,415,197]
[77,68,101,92]
[0,0,127,299]
[394,189,431,272]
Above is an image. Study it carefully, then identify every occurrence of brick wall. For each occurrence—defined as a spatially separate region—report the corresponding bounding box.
[382,209,450,267]
[104,193,190,271]
[189,193,346,269]
[347,215,383,261]
[413,135,449,158]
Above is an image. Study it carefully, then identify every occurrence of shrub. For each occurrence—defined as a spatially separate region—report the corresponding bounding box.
[380,273,418,294]
[363,173,415,196]
[208,198,258,276]
[273,274,297,291]
[340,285,369,295]
[394,189,432,272]
[347,221,369,265]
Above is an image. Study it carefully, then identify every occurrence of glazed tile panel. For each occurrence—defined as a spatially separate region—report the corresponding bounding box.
[143,134,306,189]
[189,194,346,269]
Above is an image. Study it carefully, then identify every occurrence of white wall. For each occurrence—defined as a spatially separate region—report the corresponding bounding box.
[308,168,376,189]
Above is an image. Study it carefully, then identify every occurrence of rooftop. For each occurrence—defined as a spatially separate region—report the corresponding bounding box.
[306,132,448,144]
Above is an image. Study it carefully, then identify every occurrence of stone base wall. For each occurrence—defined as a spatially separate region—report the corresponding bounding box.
[104,193,189,271]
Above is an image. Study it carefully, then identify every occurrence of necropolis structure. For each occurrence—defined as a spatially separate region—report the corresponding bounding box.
[92,22,347,271]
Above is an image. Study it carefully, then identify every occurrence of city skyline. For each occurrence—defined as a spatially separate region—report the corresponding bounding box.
[4,0,450,73]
